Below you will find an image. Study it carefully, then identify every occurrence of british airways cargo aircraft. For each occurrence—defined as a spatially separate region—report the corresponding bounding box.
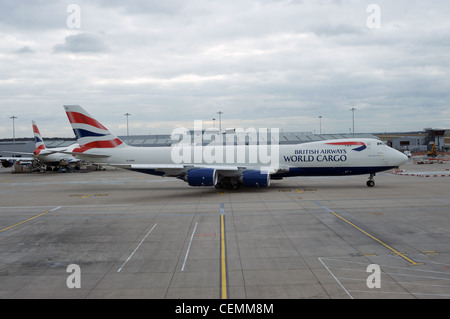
[63,105,408,189]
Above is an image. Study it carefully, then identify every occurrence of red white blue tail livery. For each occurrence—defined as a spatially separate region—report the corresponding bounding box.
[32,120,46,155]
[64,105,125,154]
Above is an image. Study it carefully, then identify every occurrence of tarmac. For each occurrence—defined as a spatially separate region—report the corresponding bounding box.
[1,159,450,299]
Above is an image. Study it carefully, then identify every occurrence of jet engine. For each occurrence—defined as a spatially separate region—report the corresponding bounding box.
[1,159,14,168]
[185,168,218,186]
[240,170,271,187]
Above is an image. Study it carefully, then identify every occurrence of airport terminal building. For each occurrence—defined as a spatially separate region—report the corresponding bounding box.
[377,129,449,153]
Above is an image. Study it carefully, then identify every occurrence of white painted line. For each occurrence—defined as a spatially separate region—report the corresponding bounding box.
[51,206,61,211]
[318,257,353,299]
[117,223,157,272]
[0,204,131,210]
[181,222,198,271]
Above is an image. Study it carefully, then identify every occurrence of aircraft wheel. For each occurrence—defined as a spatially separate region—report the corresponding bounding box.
[366,180,375,187]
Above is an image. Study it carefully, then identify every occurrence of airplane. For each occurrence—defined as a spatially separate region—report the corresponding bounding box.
[30,121,83,170]
[62,105,408,188]
[1,155,34,168]
[2,121,81,171]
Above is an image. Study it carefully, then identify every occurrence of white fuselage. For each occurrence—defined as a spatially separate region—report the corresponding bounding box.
[77,138,407,176]
[36,144,80,166]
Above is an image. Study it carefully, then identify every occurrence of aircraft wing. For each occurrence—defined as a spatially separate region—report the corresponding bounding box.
[57,150,111,159]
[110,163,288,177]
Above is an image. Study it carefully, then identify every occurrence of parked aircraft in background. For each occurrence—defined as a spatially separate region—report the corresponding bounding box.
[63,105,408,188]
[0,156,33,168]
[2,121,81,171]
[30,121,81,170]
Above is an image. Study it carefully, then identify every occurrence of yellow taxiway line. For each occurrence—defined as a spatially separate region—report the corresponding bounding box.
[314,200,422,266]
[329,210,423,266]
[220,213,228,299]
[0,211,51,233]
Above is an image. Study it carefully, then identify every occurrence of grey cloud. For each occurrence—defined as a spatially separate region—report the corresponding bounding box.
[313,24,363,37]
[14,46,36,54]
[2,0,450,137]
[97,0,186,15]
[0,0,67,30]
[53,33,108,53]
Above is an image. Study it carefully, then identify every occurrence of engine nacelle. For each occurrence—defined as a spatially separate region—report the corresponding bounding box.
[1,159,14,168]
[241,170,271,187]
[185,168,218,186]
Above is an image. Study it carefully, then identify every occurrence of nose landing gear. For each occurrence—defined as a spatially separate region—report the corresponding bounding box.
[366,173,375,187]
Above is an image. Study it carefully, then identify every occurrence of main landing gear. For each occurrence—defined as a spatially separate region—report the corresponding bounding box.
[366,173,375,187]
[215,177,241,190]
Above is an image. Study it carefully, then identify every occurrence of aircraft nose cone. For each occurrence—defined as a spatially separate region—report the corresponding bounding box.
[393,150,409,166]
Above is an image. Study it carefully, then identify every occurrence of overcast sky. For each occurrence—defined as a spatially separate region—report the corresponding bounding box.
[1,0,449,138]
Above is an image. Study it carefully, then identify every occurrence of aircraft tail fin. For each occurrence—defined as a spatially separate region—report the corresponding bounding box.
[63,105,126,152]
[32,121,46,155]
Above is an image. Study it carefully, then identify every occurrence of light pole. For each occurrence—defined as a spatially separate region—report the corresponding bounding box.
[10,116,17,145]
[212,118,216,129]
[124,113,131,144]
[350,108,356,138]
[319,116,322,135]
[217,111,223,133]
